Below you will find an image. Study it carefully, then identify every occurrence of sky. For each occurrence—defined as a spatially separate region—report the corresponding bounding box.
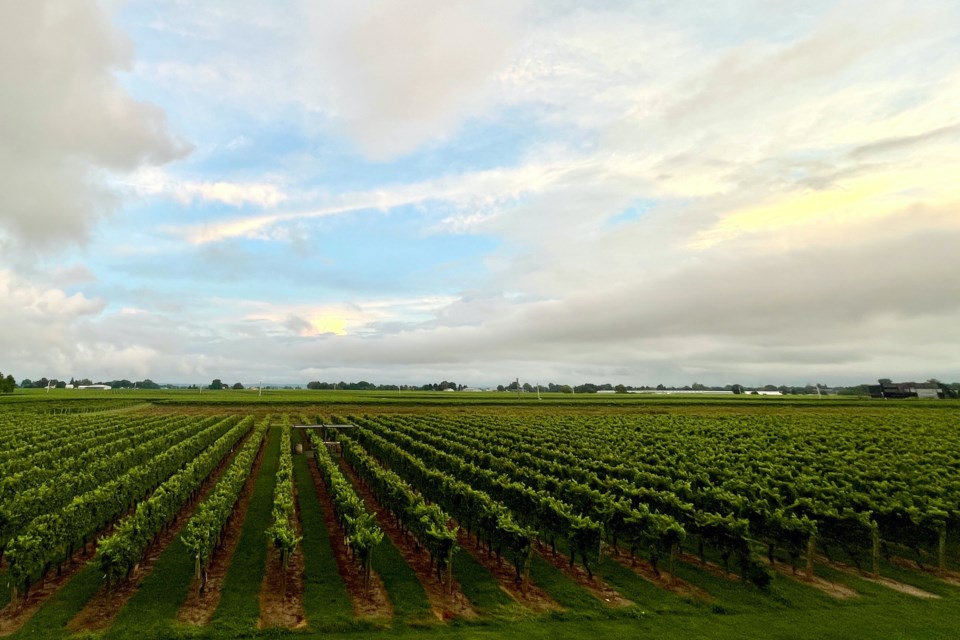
[1,0,959,388]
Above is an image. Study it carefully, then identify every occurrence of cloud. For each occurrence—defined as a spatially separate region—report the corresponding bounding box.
[4,1,960,387]
[167,153,593,244]
[239,295,458,338]
[849,123,960,160]
[271,228,960,383]
[0,270,105,376]
[0,1,187,251]
[50,264,98,288]
[304,0,527,159]
[128,168,287,207]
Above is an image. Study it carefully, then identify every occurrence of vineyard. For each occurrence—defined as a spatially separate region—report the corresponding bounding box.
[0,394,959,639]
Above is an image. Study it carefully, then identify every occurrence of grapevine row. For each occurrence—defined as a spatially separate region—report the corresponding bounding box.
[338,434,457,584]
[333,422,534,581]
[267,418,300,574]
[374,414,761,579]
[343,417,604,577]
[4,415,241,597]
[0,415,219,551]
[306,429,382,590]
[96,416,254,584]
[182,416,270,589]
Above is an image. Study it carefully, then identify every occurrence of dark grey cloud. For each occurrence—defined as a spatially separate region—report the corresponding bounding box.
[269,227,960,384]
[850,123,960,160]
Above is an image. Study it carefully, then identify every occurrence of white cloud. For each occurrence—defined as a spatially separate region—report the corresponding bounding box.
[0,270,105,377]
[237,294,458,338]
[0,0,187,250]
[167,153,597,244]
[127,167,287,208]
[303,0,527,160]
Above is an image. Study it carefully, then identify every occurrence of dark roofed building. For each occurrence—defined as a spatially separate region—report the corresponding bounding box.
[868,381,943,399]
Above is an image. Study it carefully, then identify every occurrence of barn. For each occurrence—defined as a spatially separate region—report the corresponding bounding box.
[868,381,942,399]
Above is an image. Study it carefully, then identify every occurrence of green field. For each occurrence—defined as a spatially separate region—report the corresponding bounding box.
[1,391,958,639]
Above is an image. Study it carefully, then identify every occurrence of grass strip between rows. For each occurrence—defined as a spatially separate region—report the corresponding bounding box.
[209,420,281,634]
[292,437,355,631]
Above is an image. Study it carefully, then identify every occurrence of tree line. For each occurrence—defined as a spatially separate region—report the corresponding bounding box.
[306,380,465,391]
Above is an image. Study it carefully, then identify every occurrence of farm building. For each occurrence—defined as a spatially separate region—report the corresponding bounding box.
[868,381,943,399]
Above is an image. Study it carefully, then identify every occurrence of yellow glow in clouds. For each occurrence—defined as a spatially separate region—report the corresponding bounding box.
[309,316,347,336]
[691,162,960,250]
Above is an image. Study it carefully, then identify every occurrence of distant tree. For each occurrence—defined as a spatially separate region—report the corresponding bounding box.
[558,385,573,394]
[691,382,705,390]
[522,382,534,392]
[614,384,628,394]
[731,384,744,395]
[1,373,15,394]
[837,384,869,396]
[208,379,225,390]
[20,378,32,388]
[139,379,161,389]
[496,384,505,392]
[232,382,244,390]
[55,380,67,389]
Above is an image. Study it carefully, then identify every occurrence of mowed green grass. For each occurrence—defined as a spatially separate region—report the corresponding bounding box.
[9,560,102,639]
[208,422,282,636]
[359,518,433,625]
[291,437,355,631]
[6,385,924,410]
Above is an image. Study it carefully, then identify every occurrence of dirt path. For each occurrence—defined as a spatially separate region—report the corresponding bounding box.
[338,457,477,621]
[67,430,251,634]
[608,549,712,601]
[177,434,267,626]
[258,539,306,628]
[257,473,306,629]
[455,527,560,613]
[888,556,960,588]
[306,448,392,619]
[757,556,858,599]
[532,541,632,608]
[0,522,122,636]
[816,555,940,599]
